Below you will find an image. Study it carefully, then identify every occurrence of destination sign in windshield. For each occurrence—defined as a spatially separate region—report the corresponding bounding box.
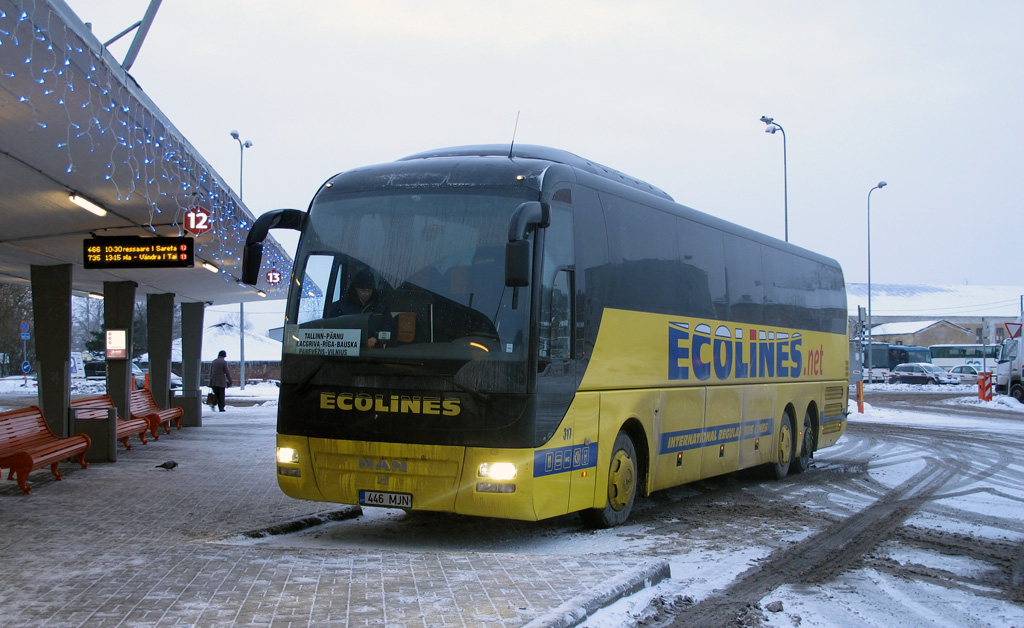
[83,236,194,269]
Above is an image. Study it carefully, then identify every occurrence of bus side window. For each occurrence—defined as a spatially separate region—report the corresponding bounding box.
[540,269,573,360]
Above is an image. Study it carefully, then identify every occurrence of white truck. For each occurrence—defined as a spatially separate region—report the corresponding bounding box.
[996,318,1024,402]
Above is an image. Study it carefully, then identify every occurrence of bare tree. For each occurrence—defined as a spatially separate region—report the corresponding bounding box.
[0,284,33,376]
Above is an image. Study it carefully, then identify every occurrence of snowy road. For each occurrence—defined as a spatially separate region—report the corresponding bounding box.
[3,381,1023,627]
[202,387,1024,627]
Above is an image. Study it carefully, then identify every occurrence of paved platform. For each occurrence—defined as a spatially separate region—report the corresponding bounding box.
[0,400,667,627]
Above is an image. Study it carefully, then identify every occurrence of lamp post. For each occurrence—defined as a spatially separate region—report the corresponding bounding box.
[229,130,253,391]
[760,115,788,242]
[866,180,887,384]
[229,130,253,200]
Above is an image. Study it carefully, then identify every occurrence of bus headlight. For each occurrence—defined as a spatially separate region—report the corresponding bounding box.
[478,462,517,480]
[277,447,299,464]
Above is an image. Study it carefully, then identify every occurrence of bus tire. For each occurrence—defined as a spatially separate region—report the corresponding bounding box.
[770,412,794,480]
[580,431,637,529]
[1012,384,1024,404]
[791,409,814,474]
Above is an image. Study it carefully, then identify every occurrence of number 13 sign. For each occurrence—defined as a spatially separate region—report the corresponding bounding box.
[184,206,213,236]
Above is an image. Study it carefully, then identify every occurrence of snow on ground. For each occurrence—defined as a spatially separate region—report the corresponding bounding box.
[3,378,1023,626]
[0,376,282,411]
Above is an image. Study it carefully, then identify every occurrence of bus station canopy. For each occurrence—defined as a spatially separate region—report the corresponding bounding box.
[0,0,292,305]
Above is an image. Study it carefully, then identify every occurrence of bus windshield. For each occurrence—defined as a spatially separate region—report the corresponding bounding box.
[284,188,534,376]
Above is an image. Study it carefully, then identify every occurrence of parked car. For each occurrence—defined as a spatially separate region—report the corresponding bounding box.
[889,363,961,385]
[133,363,182,390]
[948,364,985,385]
[84,360,106,378]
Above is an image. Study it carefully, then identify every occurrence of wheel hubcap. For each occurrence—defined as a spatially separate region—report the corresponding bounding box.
[778,423,792,467]
[608,450,635,511]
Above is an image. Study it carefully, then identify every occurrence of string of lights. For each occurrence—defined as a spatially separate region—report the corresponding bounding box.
[0,1,292,294]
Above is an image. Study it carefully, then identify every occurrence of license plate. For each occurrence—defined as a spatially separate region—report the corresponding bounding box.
[359,490,412,508]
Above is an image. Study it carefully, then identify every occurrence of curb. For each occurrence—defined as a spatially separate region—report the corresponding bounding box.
[230,505,362,540]
[521,559,672,628]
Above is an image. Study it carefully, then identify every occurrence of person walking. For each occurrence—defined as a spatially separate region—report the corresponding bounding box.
[210,350,233,412]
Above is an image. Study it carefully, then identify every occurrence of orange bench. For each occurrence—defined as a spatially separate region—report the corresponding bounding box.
[0,406,90,494]
[130,388,183,439]
[71,394,150,450]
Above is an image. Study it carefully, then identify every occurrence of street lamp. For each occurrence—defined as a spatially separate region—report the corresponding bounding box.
[229,129,253,200]
[760,115,788,242]
[229,129,253,390]
[866,180,888,384]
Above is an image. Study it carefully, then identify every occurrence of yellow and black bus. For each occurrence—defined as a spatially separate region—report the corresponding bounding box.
[243,145,848,527]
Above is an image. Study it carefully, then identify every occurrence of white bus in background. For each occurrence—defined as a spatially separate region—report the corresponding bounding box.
[928,344,1000,372]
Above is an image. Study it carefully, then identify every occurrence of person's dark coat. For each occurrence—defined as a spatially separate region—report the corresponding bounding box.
[210,355,233,388]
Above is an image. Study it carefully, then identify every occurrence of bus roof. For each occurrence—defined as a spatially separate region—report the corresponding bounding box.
[399,144,674,201]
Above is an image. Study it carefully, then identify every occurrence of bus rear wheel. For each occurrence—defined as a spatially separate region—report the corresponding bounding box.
[792,409,813,474]
[770,412,794,480]
[580,431,637,529]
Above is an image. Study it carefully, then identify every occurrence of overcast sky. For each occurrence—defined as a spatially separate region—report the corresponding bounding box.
[64,0,1023,288]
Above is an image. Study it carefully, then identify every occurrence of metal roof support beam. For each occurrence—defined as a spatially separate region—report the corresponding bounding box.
[120,0,163,71]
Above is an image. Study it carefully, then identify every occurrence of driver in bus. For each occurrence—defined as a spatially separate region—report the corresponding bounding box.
[329,269,389,347]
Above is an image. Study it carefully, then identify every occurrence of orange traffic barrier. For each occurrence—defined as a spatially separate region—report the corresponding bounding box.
[978,372,993,401]
[856,380,864,413]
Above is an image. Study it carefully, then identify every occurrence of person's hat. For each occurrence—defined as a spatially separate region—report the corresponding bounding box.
[352,270,375,289]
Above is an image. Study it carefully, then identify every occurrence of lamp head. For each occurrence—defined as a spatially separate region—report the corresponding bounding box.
[243,140,253,149]
[760,115,774,125]
[230,130,240,140]
[764,125,778,134]
[877,181,887,189]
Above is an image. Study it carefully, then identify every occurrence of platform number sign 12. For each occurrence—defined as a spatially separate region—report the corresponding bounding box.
[184,206,213,236]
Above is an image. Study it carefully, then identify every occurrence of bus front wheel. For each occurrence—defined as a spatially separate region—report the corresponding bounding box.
[770,413,794,480]
[580,431,637,529]
[1012,384,1024,403]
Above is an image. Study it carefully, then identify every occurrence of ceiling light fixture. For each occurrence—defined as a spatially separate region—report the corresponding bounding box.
[69,194,107,216]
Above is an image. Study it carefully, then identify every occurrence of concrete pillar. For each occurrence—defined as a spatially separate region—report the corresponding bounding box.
[30,264,72,436]
[147,293,175,408]
[175,301,205,427]
[104,281,137,422]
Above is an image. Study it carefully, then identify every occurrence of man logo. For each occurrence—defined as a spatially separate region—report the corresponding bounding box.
[360,458,408,472]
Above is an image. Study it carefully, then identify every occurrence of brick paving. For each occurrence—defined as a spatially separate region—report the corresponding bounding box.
[0,400,663,628]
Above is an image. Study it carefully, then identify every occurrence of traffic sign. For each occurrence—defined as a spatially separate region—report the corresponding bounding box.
[19,320,29,340]
[184,206,213,235]
[1006,322,1022,339]
[21,361,30,374]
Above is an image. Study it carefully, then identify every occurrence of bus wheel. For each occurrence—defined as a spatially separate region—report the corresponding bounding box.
[770,413,794,480]
[1012,385,1024,403]
[792,410,813,474]
[580,431,637,529]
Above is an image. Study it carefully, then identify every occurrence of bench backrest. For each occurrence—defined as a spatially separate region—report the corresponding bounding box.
[71,394,121,420]
[130,388,161,414]
[0,406,54,449]
[71,394,115,409]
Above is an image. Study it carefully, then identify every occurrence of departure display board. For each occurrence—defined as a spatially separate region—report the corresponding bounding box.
[83,236,195,269]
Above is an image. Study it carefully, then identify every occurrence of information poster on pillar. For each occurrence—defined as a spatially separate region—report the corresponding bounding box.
[106,329,128,359]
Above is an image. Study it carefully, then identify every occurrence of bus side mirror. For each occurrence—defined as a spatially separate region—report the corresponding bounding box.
[504,201,549,287]
[242,209,306,285]
[505,240,531,287]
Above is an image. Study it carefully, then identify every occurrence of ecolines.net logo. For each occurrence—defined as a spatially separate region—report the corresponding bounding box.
[668,321,826,381]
